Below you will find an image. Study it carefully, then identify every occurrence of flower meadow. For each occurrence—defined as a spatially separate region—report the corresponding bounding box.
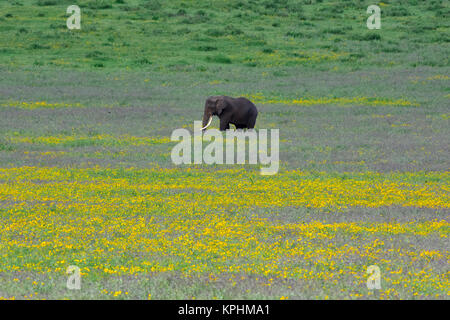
[241,94,420,107]
[0,166,448,299]
[0,0,449,299]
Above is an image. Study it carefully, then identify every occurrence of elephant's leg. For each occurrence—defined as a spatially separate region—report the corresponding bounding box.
[220,118,230,131]
[247,114,257,129]
[235,124,246,129]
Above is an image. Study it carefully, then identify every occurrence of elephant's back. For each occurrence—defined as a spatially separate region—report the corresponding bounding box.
[235,97,258,110]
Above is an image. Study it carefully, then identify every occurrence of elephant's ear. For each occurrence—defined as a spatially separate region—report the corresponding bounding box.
[216,98,227,115]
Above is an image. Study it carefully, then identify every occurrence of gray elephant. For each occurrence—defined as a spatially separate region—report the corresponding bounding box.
[201,95,258,131]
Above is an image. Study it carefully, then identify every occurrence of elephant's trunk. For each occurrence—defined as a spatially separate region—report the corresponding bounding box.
[201,110,213,131]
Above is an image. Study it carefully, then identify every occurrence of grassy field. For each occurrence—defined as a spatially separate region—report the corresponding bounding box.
[0,0,449,299]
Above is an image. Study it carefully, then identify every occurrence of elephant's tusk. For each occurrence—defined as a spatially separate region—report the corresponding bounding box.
[200,116,213,130]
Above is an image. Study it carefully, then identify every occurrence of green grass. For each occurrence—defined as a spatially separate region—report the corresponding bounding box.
[0,0,448,70]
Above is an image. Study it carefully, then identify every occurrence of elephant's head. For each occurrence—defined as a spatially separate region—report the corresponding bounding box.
[201,96,227,130]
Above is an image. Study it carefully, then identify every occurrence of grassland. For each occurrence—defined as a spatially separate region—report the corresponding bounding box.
[0,0,449,299]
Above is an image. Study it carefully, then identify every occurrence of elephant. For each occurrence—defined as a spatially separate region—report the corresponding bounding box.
[201,95,258,131]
